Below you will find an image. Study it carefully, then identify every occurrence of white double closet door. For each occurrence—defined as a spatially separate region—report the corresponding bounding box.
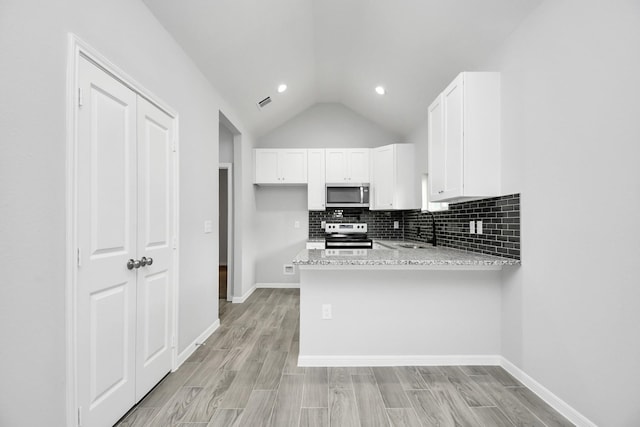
[76,57,175,427]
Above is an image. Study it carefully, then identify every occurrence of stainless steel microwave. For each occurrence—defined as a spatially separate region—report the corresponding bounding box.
[326,184,370,208]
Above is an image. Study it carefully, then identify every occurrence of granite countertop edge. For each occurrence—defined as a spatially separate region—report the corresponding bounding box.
[293,239,521,267]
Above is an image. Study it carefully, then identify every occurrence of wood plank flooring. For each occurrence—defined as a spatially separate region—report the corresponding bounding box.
[116,288,574,427]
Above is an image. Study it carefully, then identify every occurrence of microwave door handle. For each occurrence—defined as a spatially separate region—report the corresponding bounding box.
[360,187,364,204]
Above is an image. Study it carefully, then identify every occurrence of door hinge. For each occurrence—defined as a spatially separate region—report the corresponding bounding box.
[77,406,82,426]
[171,336,176,349]
[172,238,178,249]
[172,144,177,153]
[77,247,81,268]
[78,88,83,107]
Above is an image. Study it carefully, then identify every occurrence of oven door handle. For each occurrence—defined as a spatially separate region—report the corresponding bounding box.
[326,241,373,248]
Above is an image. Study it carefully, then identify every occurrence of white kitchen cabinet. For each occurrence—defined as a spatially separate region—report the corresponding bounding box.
[254,149,307,184]
[325,148,370,183]
[370,144,419,210]
[428,72,500,202]
[307,149,326,210]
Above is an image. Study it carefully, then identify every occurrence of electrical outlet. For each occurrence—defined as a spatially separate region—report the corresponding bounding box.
[322,304,332,319]
[393,221,399,229]
[283,264,295,275]
[294,220,300,229]
[204,220,213,233]
[469,221,476,234]
[321,221,326,229]
[476,220,483,234]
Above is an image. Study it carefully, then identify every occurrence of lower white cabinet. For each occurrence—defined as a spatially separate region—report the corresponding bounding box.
[254,149,307,184]
[307,149,326,210]
[370,144,419,210]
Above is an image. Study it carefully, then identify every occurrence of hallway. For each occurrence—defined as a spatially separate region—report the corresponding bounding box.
[115,289,572,426]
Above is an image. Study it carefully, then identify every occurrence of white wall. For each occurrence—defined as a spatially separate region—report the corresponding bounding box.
[478,1,640,425]
[258,103,401,148]
[299,268,502,360]
[0,1,255,425]
[254,103,400,284]
[219,122,234,163]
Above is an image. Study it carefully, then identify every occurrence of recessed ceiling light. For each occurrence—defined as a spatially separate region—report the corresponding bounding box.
[277,84,288,93]
[375,86,386,95]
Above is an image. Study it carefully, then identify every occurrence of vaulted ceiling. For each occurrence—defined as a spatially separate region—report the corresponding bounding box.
[143,0,541,137]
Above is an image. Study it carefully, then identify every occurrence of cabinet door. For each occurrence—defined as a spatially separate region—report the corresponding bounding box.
[428,94,446,201]
[442,74,464,200]
[347,149,370,183]
[325,149,348,182]
[254,149,280,183]
[281,149,307,183]
[371,145,394,210]
[307,149,326,210]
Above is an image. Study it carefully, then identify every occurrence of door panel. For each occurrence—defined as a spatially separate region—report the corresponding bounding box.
[281,149,307,183]
[347,149,370,183]
[325,149,347,182]
[90,283,130,404]
[77,56,138,427]
[428,95,445,201]
[135,97,174,401]
[372,146,394,209]
[254,149,280,183]
[442,74,464,199]
[90,88,133,257]
[139,271,170,365]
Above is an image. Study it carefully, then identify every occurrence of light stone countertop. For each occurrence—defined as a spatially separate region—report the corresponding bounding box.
[293,240,520,268]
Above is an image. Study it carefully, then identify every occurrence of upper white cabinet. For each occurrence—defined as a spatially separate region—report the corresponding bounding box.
[307,149,326,210]
[370,144,419,210]
[254,149,307,184]
[428,72,500,202]
[325,148,370,183]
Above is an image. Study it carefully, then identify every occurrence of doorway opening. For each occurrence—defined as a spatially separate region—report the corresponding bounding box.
[218,112,240,303]
[218,163,232,301]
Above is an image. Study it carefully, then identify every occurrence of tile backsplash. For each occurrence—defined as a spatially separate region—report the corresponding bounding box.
[308,194,520,260]
[309,209,404,240]
[404,194,520,259]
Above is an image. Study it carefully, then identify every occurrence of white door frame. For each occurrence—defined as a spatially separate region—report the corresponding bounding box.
[219,163,233,302]
[65,34,180,427]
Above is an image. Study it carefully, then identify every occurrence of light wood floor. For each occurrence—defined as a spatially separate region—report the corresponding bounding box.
[116,288,573,427]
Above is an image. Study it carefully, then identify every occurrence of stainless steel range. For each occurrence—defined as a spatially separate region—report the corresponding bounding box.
[325,223,372,249]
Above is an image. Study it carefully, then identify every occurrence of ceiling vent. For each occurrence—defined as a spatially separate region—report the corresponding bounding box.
[256,96,272,110]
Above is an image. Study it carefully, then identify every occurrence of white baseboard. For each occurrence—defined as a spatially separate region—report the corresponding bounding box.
[231,285,256,303]
[500,358,596,427]
[175,319,220,368]
[256,282,300,289]
[298,354,502,367]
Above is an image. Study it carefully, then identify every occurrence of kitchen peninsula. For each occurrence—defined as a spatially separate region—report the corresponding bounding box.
[293,242,520,367]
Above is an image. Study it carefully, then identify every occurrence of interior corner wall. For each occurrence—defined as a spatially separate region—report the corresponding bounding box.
[254,103,401,284]
[219,122,234,163]
[480,1,640,425]
[0,1,255,425]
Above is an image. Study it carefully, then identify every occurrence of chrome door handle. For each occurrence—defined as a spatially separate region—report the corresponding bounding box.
[127,259,141,270]
[141,256,153,266]
[147,257,153,266]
